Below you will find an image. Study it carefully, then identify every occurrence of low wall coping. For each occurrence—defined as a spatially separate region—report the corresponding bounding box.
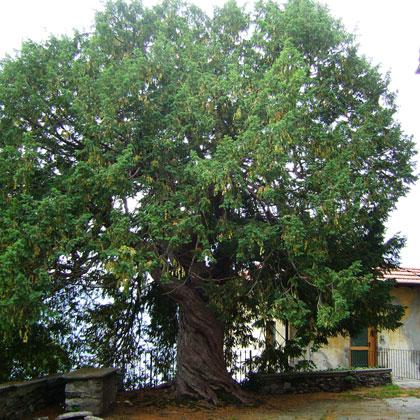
[251,368,392,380]
[247,368,392,395]
[0,373,63,392]
[63,367,117,381]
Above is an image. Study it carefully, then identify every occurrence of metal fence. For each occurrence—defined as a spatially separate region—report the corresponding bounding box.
[378,348,420,380]
[125,349,255,388]
[123,347,420,388]
[125,351,176,389]
[229,350,255,383]
[232,348,420,381]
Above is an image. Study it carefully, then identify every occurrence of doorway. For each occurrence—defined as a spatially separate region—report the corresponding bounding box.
[350,327,377,367]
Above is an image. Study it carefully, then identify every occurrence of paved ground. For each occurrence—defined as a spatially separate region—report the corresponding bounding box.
[395,379,420,388]
[269,397,420,419]
[106,391,420,420]
[39,383,420,419]
[256,381,420,420]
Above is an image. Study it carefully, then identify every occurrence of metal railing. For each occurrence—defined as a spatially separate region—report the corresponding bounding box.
[122,347,420,389]
[123,348,255,388]
[229,350,255,383]
[378,348,420,380]
[124,351,176,389]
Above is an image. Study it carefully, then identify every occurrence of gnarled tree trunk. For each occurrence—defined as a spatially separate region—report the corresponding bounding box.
[168,283,250,405]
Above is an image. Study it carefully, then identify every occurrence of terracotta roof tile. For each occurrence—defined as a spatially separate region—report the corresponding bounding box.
[381,267,420,285]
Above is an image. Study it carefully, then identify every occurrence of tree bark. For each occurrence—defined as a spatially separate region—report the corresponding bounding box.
[167,282,250,405]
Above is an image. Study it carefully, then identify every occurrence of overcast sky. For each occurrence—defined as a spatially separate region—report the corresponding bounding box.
[1,0,419,267]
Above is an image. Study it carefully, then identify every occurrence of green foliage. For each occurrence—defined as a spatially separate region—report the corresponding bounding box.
[0,0,416,381]
[246,339,315,374]
[0,322,72,382]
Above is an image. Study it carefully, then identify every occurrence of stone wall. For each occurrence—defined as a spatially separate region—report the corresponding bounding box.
[63,368,118,415]
[0,368,118,419]
[247,368,392,394]
[0,374,65,420]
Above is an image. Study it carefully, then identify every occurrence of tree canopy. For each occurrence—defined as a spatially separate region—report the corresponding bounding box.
[0,0,416,402]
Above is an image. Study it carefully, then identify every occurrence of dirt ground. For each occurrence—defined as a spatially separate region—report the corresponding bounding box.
[34,385,420,419]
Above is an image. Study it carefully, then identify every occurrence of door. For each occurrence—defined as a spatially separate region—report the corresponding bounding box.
[350,327,377,367]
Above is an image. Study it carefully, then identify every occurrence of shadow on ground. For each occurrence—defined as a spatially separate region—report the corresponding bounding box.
[34,384,420,419]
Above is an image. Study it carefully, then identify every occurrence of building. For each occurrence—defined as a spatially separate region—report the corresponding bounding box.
[307,267,420,377]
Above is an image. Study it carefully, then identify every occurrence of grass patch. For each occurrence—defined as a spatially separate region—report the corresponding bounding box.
[364,384,406,398]
[344,384,420,400]
[339,393,364,401]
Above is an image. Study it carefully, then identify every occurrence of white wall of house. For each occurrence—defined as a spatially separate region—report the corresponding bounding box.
[307,336,350,370]
[380,287,420,350]
[306,286,420,373]
[240,285,420,376]
[378,287,420,378]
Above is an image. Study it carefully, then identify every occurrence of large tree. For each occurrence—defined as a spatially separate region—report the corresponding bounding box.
[0,0,416,403]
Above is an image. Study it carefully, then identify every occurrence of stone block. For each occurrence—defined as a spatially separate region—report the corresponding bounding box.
[66,397,102,413]
[63,368,117,415]
[56,411,93,420]
[66,380,103,398]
